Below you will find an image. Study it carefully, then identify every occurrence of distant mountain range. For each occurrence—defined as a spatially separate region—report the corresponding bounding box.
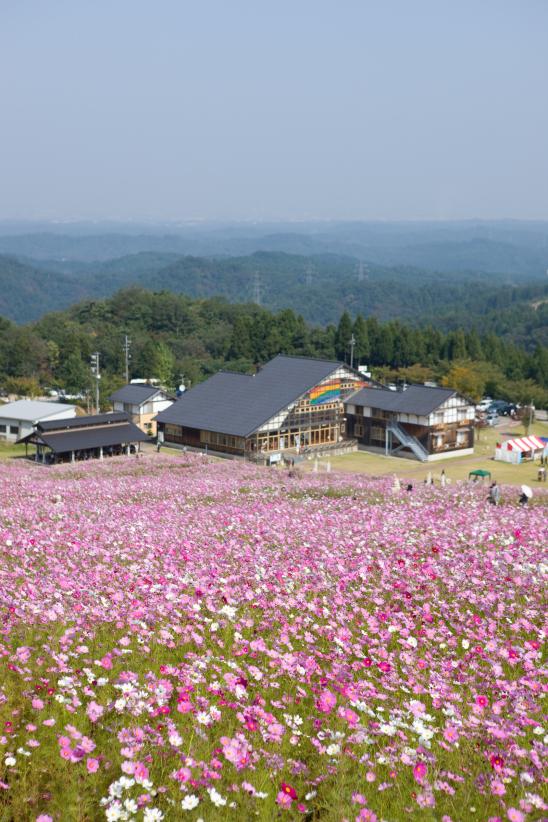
[1,218,547,273]
[0,221,547,348]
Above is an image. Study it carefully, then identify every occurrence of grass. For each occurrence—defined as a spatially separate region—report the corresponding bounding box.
[0,441,27,460]
[306,420,548,487]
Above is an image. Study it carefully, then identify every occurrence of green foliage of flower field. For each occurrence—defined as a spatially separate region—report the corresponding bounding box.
[0,455,545,821]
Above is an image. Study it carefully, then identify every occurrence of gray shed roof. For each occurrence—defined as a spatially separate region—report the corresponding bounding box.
[37,412,129,432]
[348,385,458,416]
[21,420,148,454]
[155,355,346,437]
[0,400,76,423]
[108,384,170,404]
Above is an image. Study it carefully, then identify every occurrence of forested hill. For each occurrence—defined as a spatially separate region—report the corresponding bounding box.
[1,287,547,408]
[1,250,547,349]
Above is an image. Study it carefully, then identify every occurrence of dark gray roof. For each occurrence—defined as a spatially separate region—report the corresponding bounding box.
[37,412,129,432]
[108,384,168,404]
[155,355,346,437]
[22,420,148,453]
[348,385,458,416]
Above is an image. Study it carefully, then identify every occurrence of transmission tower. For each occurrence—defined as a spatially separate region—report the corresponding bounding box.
[305,263,314,287]
[252,271,262,305]
[357,261,368,282]
[122,335,131,383]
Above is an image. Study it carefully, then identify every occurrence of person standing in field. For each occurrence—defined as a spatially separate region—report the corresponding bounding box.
[488,481,501,506]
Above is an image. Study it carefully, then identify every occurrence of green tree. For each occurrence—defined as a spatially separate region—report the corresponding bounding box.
[441,361,485,402]
[335,312,353,362]
[59,353,91,394]
[352,315,370,364]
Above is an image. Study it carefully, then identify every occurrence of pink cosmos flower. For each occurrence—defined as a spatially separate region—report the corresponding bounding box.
[475,695,489,708]
[134,762,149,783]
[316,689,336,713]
[86,757,99,773]
[36,816,53,822]
[280,783,297,800]
[491,780,505,796]
[507,811,525,822]
[86,701,104,723]
[276,791,293,808]
[443,726,459,743]
[413,762,427,783]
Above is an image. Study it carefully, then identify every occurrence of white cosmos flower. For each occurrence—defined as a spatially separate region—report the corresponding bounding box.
[143,809,164,821]
[181,795,200,810]
[208,787,227,807]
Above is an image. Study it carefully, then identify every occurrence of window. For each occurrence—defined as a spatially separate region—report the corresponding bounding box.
[10,426,19,435]
[371,425,385,443]
[0,425,5,433]
[354,423,363,437]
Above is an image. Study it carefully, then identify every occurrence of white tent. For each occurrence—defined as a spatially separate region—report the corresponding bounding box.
[494,435,545,464]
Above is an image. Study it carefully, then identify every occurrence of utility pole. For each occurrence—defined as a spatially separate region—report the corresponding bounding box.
[90,352,101,414]
[349,333,356,369]
[122,335,131,383]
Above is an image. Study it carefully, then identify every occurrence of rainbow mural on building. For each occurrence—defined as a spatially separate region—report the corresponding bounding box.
[310,381,341,405]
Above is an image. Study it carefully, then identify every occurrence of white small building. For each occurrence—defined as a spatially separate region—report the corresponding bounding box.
[108,384,173,436]
[0,400,77,442]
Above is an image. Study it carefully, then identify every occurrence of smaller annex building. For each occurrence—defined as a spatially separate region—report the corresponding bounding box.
[18,412,149,464]
[155,355,373,460]
[0,400,77,442]
[108,384,173,436]
[345,384,475,461]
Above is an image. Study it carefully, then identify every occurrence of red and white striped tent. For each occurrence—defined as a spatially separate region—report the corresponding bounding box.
[495,435,546,464]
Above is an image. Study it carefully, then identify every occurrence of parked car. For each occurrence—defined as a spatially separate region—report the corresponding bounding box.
[476,397,493,412]
[485,412,499,426]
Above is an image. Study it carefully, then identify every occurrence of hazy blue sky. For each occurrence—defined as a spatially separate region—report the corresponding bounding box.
[1,0,547,222]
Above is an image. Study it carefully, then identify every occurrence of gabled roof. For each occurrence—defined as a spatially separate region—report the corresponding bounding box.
[108,384,171,405]
[19,413,148,453]
[155,354,348,438]
[348,384,459,416]
[0,400,77,423]
[37,412,129,432]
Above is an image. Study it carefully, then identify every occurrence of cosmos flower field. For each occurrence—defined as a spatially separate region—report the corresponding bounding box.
[0,455,546,822]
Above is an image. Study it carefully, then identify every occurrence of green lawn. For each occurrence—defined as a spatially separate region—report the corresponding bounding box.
[308,419,548,488]
[0,441,27,460]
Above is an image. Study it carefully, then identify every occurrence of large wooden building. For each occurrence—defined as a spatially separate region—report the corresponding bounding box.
[155,355,372,460]
[345,384,475,461]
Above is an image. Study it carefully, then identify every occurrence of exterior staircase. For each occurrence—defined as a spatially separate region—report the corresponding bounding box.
[387,421,429,462]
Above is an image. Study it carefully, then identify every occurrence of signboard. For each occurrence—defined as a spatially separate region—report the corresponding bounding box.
[269,452,282,464]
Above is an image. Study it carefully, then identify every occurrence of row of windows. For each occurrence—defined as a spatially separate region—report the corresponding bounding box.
[0,424,19,434]
[201,430,244,450]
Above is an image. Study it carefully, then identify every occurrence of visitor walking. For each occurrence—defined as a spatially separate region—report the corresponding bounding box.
[488,481,501,506]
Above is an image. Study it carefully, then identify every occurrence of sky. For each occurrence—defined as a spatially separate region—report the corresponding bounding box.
[0,0,547,222]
